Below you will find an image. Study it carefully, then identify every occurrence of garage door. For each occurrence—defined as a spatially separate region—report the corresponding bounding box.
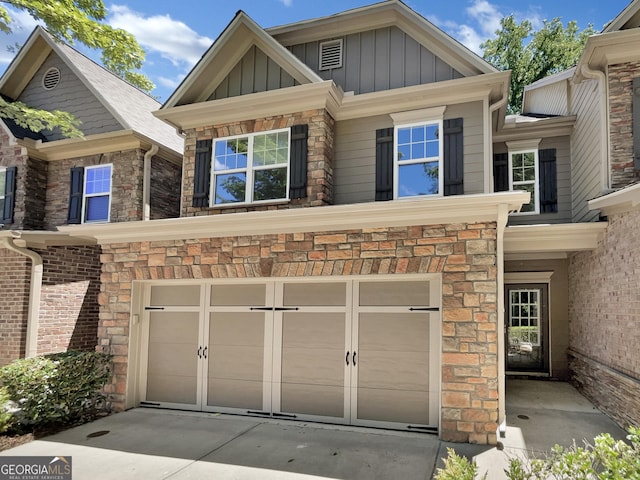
[139,277,440,431]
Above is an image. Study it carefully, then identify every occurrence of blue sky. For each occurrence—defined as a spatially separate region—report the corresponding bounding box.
[0,0,631,102]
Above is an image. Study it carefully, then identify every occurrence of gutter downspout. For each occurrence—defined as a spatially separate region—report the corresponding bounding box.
[496,203,510,438]
[142,144,159,221]
[580,64,610,192]
[1,235,43,358]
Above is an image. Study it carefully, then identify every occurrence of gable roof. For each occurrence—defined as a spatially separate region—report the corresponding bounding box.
[603,0,640,32]
[163,11,323,108]
[267,0,496,77]
[0,26,183,155]
[163,1,497,110]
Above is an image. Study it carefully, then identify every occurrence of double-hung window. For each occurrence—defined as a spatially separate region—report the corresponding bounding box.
[509,150,539,214]
[212,129,290,205]
[394,120,443,198]
[83,164,112,222]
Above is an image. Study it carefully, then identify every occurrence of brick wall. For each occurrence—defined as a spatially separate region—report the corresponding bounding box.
[569,208,640,428]
[608,62,640,188]
[99,222,499,444]
[181,109,335,217]
[0,248,30,366]
[44,149,144,229]
[35,245,102,355]
[150,156,181,220]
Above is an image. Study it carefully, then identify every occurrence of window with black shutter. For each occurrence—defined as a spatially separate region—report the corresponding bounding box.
[1,166,17,224]
[375,128,394,201]
[443,118,464,196]
[67,167,84,224]
[539,148,557,213]
[193,139,212,207]
[289,125,308,199]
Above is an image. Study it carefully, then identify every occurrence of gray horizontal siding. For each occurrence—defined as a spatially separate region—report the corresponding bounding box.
[525,82,568,116]
[495,136,572,225]
[289,26,463,95]
[210,46,299,100]
[333,101,486,205]
[570,79,602,222]
[17,52,121,140]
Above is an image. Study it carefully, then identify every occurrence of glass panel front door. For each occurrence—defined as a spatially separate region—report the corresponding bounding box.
[506,284,549,373]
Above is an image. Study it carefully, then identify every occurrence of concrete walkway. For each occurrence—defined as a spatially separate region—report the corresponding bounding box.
[0,381,628,480]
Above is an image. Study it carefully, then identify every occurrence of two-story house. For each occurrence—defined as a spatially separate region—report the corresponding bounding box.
[0,27,183,366]
[519,0,640,430]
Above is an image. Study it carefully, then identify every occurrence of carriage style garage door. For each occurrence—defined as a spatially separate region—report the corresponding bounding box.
[138,276,441,431]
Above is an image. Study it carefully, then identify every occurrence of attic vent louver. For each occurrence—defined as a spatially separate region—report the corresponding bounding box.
[42,67,61,90]
[319,39,343,70]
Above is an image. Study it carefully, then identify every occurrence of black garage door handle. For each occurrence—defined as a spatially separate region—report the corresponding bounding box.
[346,351,350,365]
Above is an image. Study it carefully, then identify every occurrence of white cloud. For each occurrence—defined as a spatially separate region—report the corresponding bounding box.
[0,6,40,65]
[157,75,182,89]
[108,4,211,68]
[279,0,293,6]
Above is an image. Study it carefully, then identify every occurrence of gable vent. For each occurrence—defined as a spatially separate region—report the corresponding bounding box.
[319,39,343,70]
[42,67,61,90]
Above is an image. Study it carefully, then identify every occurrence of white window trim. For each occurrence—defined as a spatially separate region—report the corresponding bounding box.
[82,164,113,224]
[508,149,539,215]
[392,118,444,200]
[209,128,291,207]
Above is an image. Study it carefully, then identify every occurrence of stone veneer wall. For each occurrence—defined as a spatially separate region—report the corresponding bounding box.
[99,222,499,444]
[568,208,640,429]
[608,62,640,188]
[0,249,30,366]
[44,149,145,229]
[35,245,102,355]
[181,109,335,217]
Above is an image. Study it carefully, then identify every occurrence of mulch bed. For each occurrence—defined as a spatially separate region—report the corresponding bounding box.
[0,425,71,452]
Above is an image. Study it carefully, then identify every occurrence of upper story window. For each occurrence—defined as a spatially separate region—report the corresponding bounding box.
[394,120,443,198]
[510,150,539,214]
[0,167,6,215]
[211,129,290,205]
[69,164,113,224]
[83,164,112,222]
[0,166,16,224]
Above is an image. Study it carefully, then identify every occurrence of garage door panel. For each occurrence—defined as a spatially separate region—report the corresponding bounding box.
[356,387,430,424]
[209,345,264,381]
[283,282,346,306]
[148,343,198,377]
[282,313,344,349]
[281,383,344,418]
[209,313,265,346]
[150,285,200,306]
[208,379,262,410]
[148,312,199,344]
[281,347,344,385]
[146,374,197,404]
[357,353,429,390]
[359,281,430,307]
[358,313,430,352]
[211,284,266,306]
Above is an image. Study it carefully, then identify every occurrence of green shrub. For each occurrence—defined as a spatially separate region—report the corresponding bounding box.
[437,428,640,480]
[0,351,112,431]
[435,448,487,480]
[0,386,13,433]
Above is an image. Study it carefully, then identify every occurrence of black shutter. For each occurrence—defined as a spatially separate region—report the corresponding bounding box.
[633,77,640,171]
[539,148,558,213]
[193,139,212,207]
[375,127,394,201]
[493,153,509,192]
[289,124,308,199]
[443,118,464,196]
[2,166,17,224]
[67,166,84,224]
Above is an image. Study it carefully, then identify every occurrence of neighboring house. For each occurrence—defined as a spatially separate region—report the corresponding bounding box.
[520,0,640,429]
[0,27,183,366]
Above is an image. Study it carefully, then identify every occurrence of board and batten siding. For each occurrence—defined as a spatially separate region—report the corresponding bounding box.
[17,52,121,141]
[288,26,463,95]
[524,81,569,116]
[209,45,299,100]
[495,136,572,225]
[332,101,485,205]
[570,78,602,222]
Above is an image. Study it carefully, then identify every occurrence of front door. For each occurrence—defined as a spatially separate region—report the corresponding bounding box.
[505,284,549,374]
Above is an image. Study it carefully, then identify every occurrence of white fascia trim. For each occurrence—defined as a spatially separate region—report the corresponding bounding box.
[504,222,608,254]
[155,81,343,131]
[390,106,446,125]
[17,130,182,163]
[588,182,640,215]
[504,271,554,283]
[58,191,529,244]
[505,139,542,151]
[0,230,96,248]
[603,0,640,33]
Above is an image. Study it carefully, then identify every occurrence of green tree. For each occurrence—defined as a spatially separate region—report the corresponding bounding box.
[0,0,154,137]
[481,16,595,114]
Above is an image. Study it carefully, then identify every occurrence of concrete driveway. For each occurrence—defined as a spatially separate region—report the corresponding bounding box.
[0,381,628,480]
